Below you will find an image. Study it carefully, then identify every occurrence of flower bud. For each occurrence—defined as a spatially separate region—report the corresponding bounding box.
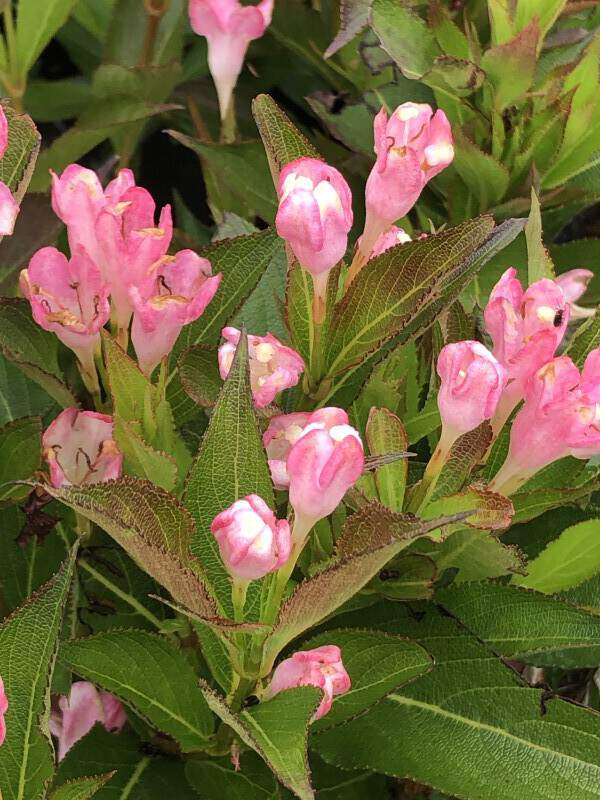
[20,246,110,379]
[49,682,126,762]
[556,269,595,319]
[437,341,507,440]
[286,413,364,524]
[188,0,273,121]
[211,494,292,581]
[130,250,221,376]
[0,674,7,747]
[266,645,351,720]
[43,408,123,488]
[276,157,353,280]
[218,327,305,408]
[368,225,412,260]
[263,408,348,489]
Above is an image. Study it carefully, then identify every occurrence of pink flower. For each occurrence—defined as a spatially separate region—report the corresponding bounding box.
[43,408,123,488]
[130,250,221,376]
[50,682,126,762]
[0,182,19,236]
[484,268,570,430]
[276,157,353,307]
[211,494,292,581]
[286,412,364,525]
[266,645,351,720]
[368,225,412,259]
[262,408,348,490]
[51,165,173,330]
[359,103,453,262]
[556,269,595,319]
[188,0,273,120]
[490,350,600,495]
[20,246,110,378]
[437,341,507,441]
[218,327,305,408]
[0,106,8,159]
[0,674,7,747]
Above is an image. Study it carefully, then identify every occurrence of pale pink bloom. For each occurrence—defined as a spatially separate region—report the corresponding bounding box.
[0,674,7,747]
[218,327,305,408]
[20,246,110,378]
[188,0,273,120]
[266,645,351,721]
[556,269,595,319]
[276,157,353,303]
[368,225,412,259]
[0,182,19,236]
[437,341,507,442]
[359,103,453,260]
[211,494,292,581]
[286,413,364,525]
[262,408,348,489]
[130,250,221,377]
[490,350,600,495]
[50,682,126,762]
[0,106,8,159]
[484,268,569,430]
[42,408,122,489]
[51,165,173,329]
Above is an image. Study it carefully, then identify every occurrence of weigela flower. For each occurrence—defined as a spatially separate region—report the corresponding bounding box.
[218,327,305,408]
[50,682,126,762]
[130,250,221,377]
[490,350,600,495]
[43,408,123,488]
[0,674,7,747]
[0,106,19,236]
[19,246,110,377]
[188,0,273,120]
[211,494,292,581]
[369,225,412,259]
[556,269,595,319]
[266,645,351,720]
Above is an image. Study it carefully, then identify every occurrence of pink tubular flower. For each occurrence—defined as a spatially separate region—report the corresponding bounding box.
[368,225,412,260]
[0,106,8,159]
[218,327,305,408]
[490,350,600,495]
[262,408,348,490]
[43,408,123,488]
[286,412,364,528]
[188,0,273,121]
[0,106,19,236]
[50,682,127,762]
[266,645,351,721]
[484,268,570,431]
[358,103,453,264]
[556,269,595,319]
[211,494,292,581]
[51,165,173,330]
[20,246,110,379]
[0,674,7,747]
[130,250,221,377]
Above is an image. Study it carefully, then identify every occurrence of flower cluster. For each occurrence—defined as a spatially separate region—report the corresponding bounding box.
[0,107,20,236]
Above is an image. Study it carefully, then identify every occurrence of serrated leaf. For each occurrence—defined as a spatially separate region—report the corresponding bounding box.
[526,188,554,284]
[367,553,437,600]
[513,519,600,593]
[314,602,600,800]
[43,477,218,620]
[0,416,41,503]
[184,331,273,617]
[481,21,539,110]
[371,0,438,79]
[178,344,221,408]
[511,467,600,523]
[0,102,40,205]
[202,683,320,800]
[365,408,408,511]
[438,581,600,668]
[431,422,492,500]
[566,311,600,368]
[422,485,514,530]
[186,753,278,800]
[324,0,371,58]
[0,549,76,800]
[452,132,510,212]
[47,774,115,800]
[61,630,213,750]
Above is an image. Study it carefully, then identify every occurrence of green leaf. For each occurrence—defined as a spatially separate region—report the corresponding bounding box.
[526,188,555,284]
[61,630,213,750]
[314,602,600,800]
[0,417,41,503]
[513,519,600,593]
[365,408,408,511]
[0,103,40,207]
[184,331,274,616]
[0,549,76,800]
[566,312,600,368]
[438,581,600,668]
[104,0,184,67]
[301,629,431,732]
[481,21,539,110]
[514,0,568,41]
[185,753,278,800]
[43,477,219,621]
[178,345,222,409]
[422,485,514,531]
[371,0,438,79]
[324,0,371,58]
[14,0,78,78]
[202,684,321,800]
[452,132,510,212]
[0,298,76,408]
[48,774,115,800]
[431,423,493,500]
